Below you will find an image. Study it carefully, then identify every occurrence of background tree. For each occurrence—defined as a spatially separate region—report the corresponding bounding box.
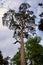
[3,56,10,65]
[3,58,9,65]
[38,3,43,31]
[0,51,3,65]
[11,51,20,65]
[0,51,9,65]
[26,36,43,65]
[2,3,36,65]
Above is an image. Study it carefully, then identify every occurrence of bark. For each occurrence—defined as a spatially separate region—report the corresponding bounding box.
[20,28,26,65]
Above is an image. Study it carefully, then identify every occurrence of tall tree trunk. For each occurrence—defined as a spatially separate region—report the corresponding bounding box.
[20,29,26,65]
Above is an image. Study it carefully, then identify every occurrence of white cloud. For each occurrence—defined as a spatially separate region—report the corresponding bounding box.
[0,29,20,57]
[37,6,43,15]
[3,0,24,10]
[0,0,4,8]
[0,29,13,46]
[27,0,43,15]
[27,0,42,6]
[0,8,7,29]
[1,43,20,58]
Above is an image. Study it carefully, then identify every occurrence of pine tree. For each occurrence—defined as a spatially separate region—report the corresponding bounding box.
[2,3,36,65]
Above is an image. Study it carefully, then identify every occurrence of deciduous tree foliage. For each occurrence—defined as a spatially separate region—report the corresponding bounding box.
[2,3,36,65]
[26,37,43,65]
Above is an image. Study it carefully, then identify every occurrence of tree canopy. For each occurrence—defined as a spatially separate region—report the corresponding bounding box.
[2,3,36,42]
[26,37,43,65]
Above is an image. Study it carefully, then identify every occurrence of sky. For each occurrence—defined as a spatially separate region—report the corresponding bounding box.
[0,0,43,58]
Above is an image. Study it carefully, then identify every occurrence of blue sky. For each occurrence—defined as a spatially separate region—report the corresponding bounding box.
[0,0,43,57]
